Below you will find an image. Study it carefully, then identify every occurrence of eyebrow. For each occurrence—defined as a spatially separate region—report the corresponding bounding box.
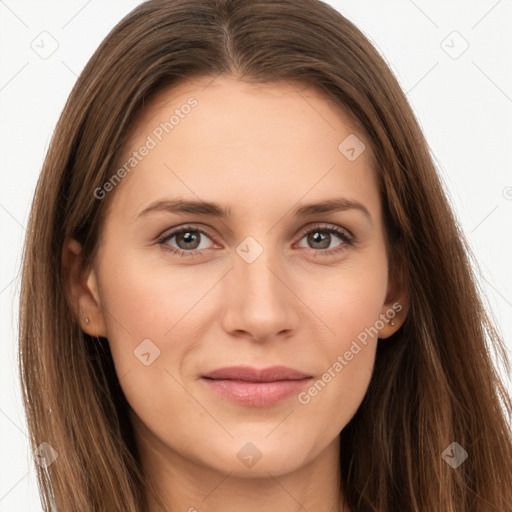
[136,197,372,222]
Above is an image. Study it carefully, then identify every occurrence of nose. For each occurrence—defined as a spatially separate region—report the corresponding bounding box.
[220,240,300,343]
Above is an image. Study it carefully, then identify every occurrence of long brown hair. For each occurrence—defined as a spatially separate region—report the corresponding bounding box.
[18,0,512,510]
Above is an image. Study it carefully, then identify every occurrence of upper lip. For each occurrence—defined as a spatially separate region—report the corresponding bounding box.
[201,365,311,382]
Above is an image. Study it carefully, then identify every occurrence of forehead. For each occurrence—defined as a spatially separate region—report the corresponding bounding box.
[125,74,365,158]
[105,75,379,224]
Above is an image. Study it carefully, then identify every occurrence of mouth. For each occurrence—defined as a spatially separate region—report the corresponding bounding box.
[201,365,313,406]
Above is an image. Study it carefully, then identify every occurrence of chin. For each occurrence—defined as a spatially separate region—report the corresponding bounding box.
[199,435,312,477]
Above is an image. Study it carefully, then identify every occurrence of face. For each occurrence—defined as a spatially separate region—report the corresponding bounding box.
[67,75,406,479]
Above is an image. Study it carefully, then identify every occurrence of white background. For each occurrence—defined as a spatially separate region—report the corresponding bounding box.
[1,1,511,510]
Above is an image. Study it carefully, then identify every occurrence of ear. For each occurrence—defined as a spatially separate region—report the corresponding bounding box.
[61,237,107,337]
[377,262,409,339]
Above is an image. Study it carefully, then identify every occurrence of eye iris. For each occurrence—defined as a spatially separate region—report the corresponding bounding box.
[308,231,330,249]
[177,231,200,250]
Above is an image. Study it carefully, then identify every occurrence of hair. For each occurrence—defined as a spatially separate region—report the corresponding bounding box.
[18,0,512,510]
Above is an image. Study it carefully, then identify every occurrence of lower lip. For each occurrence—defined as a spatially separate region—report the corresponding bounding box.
[201,377,312,406]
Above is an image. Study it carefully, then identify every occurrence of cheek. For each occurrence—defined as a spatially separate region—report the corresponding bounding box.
[96,254,204,432]
[294,249,389,343]
[296,287,382,438]
[96,249,221,405]
[98,250,206,342]
[293,252,388,421]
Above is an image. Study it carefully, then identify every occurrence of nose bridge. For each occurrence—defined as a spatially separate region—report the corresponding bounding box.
[220,233,298,340]
[235,234,284,303]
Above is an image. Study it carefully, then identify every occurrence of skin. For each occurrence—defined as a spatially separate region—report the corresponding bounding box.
[63,75,408,512]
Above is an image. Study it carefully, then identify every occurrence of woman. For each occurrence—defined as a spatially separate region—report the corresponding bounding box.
[18,0,512,510]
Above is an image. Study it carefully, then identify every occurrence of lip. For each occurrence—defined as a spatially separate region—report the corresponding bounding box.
[201,365,312,406]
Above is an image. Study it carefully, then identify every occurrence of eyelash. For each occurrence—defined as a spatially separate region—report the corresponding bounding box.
[157,224,354,259]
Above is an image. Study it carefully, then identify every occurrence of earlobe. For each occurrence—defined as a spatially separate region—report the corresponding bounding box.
[378,264,409,339]
[377,298,408,339]
[81,266,108,337]
[62,237,108,338]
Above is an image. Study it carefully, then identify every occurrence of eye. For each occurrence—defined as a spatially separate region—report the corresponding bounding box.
[158,226,216,257]
[295,224,353,257]
[157,223,354,259]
